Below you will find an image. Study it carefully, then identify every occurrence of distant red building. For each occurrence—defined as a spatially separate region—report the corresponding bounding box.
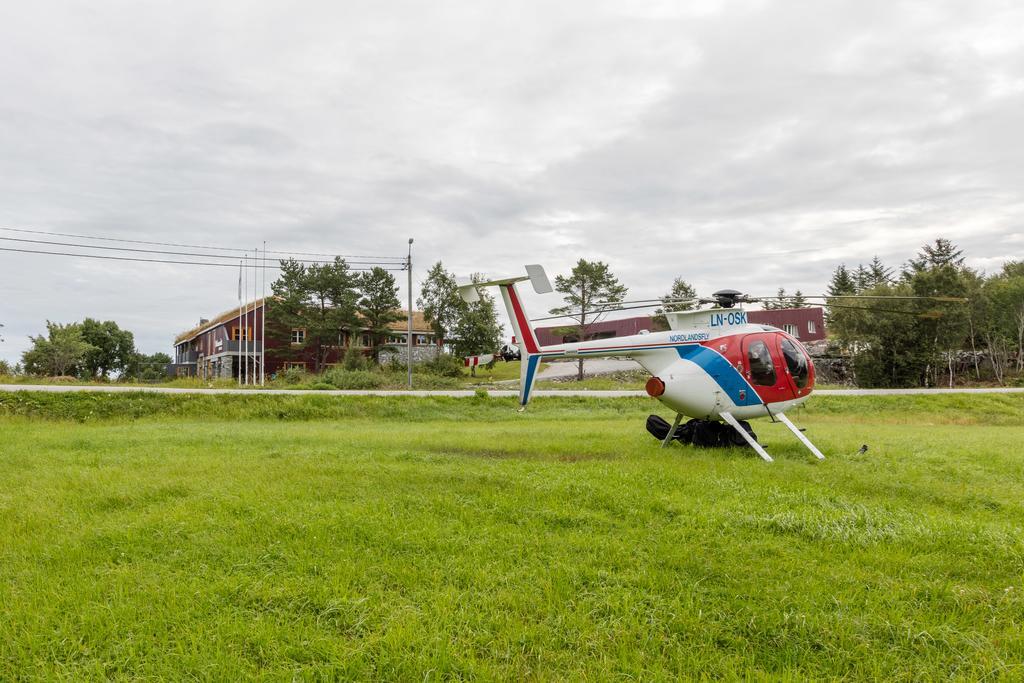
[534,307,826,346]
[170,299,438,379]
[746,307,826,342]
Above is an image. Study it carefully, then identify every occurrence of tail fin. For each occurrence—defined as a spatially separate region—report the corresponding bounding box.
[458,265,552,407]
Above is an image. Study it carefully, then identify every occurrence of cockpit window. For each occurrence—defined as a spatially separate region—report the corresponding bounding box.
[748,340,776,386]
[780,338,809,388]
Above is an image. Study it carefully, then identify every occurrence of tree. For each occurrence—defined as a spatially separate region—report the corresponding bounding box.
[905,238,964,274]
[827,264,857,297]
[865,256,894,288]
[450,275,502,374]
[790,290,808,308]
[79,318,136,379]
[984,265,1024,376]
[267,257,360,373]
[22,322,95,376]
[417,262,461,341]
[652,277,697,330]
[762,287,788,310]
[129,352,172,381]
[0,359,12,375]
[358,266,402,362]
[828,239,974,388]
[549,259,628,381]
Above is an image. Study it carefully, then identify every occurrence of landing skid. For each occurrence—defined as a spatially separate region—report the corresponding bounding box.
[646,411,826,463]
[775,412,826,460]
[720,412,773,462]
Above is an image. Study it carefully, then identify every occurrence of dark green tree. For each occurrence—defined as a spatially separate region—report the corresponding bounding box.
[358,267,402,362]
[865,256,894,288]
[22,322,95,376]
[827,264,857,297]
[652,277,697,330]
[267,257,360,373]
[417,261,461,341]
[829,239,973,387]
[129,351,172,381]
[79,318,137,379]
[549,259,628,380]
[450,275,502,374]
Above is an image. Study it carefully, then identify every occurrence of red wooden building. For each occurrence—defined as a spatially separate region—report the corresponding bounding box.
[171,299,438,379]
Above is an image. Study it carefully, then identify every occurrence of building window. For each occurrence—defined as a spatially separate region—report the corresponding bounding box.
[361,334,371,347]
[783,323,799,338]
[415,334,429,345]
[232,326,253,341]
[284,362,306,371]
[291,328,306,345]
[808,321,817,334]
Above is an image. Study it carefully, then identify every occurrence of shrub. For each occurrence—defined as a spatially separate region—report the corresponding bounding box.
[322,368,387,390]
[277,367,311,385]
[421,353,465,378]
[308,382,335,391]
[342,345,372,371]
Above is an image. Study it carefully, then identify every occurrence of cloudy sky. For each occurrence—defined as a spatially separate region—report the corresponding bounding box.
[1,0,1022,363]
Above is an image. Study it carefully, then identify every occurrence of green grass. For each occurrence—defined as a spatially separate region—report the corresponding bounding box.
[1,393,1022,679]
[459,359,534,384]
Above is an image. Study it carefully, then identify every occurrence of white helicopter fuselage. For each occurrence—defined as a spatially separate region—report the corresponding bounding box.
[528,319,813,421]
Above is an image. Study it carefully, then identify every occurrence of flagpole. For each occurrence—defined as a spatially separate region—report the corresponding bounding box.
[244,253,249,386]
[261,241,266,385]
[252,247,258,385]
[238,260,243,386]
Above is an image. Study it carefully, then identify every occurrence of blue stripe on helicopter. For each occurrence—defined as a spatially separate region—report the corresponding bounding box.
[674,345,762,406]
[520,354,542,405]
[531,342,761,407]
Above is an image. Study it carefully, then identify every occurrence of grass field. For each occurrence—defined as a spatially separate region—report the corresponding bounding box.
[1,392,1022,679]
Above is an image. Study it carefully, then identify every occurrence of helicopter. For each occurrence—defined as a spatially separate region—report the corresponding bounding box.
[458,265,964,463]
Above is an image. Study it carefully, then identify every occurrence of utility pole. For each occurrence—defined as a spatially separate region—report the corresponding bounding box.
[407,238,414,389]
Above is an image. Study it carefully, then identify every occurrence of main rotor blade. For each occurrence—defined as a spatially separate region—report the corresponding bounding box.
[590,296,701,306]
[818,301,949,317]
[755,294,968,303]
[532,301,677,322]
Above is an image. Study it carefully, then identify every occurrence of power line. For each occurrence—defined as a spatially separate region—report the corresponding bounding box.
[0,246,407,270]
[0,235,399,266]
[0,226,407,260]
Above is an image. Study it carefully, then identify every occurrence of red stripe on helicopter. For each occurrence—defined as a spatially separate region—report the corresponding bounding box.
[504,285,540,354]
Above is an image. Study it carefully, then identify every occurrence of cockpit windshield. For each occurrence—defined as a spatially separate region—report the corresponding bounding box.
[780,338,809,388]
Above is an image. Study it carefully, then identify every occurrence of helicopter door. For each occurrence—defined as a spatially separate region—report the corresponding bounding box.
[741,334,790,405]
[776,335,814,396]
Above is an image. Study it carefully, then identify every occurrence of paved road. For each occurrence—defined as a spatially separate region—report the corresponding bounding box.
[2,384,1022,397]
